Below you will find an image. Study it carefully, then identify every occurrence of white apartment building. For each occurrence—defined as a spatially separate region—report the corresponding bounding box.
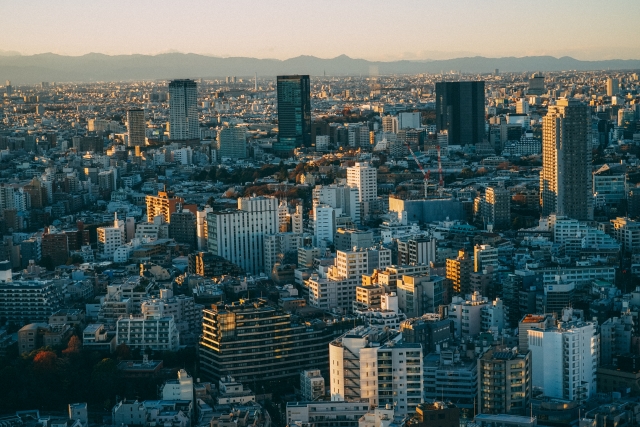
[207,196,279,275]
[286,400,370,427]
[115,312,180,352]
[611,217,640,254]
[347,162,377,221]
[97,215,125,260]
[329,326,423,416]
[528,308,599,401]
[474,244,498,272]
[291,205,303,234]
[480,298,507,334]
[449,292,490,338]
[313,184,361,225]
[162,369,194,403]
[263,232,302,275]
[313,203,341,245]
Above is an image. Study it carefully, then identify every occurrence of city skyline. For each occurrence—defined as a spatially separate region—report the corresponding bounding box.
[1,0,639,61]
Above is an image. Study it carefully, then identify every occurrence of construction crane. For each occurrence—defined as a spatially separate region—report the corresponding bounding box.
[404,142,431,198]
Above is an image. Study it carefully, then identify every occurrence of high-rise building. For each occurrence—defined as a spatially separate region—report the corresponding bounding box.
[606,77,619,97]
[168,79,199,140]
[478,347,531,415]
[126,108,145,147]
[397,236,437,266]
[207,196,279,275]
[397,274,445,317]
[482,187,511,230]
[97,215,125,260]
[275,75,311,156]
[446,250,473,295]
[329,326,423,416]
[435,81,485,146]
[528,73,545,95]
[528,308,598,401]
[0,280,63,323]
[199,299,335,383]
[347,162,377,222]
[540,98,592,220]
[313,184,361,225]
[216,126,247,160]
[145,190,185,223]
[169,210,197,248]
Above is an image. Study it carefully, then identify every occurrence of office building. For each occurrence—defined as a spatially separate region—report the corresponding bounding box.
[275,75,311,156]
[528,308,598,401]
[126,108,145,147]
[169,210,197,248]
[518,314,554,353]
[41,228,69,267]
[329,326,423,416]
[528,73,545,95]
[347,162,377,221]
[478,347,531,415]
[398,112,421,130]
[217,126,247,160]
[435,81,485,146]
[410,402,460,427]
[313,204,341,244]
[146,190,186,223]
[207,196,279,275]
[540,98,592,220]
[199,299,334,383]
[168,79,198,140]
[610,217,640,254]
[449,291,490,338]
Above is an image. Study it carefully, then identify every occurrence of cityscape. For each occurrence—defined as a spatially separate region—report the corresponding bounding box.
[1,2,640,427]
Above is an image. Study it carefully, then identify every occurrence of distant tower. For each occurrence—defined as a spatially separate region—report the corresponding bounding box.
[126,108,145,147]
[168,79,199,141]
[435,81,485,146]
[540,98,592,220]
[606,78,619,97]
[274,75,311,156]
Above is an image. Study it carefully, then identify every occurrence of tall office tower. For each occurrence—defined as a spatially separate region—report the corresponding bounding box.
[482,187,511,230]
[329,326,424,416]
[528,73,545,95]
[216,126,247,159]
[199,299,334,384]
[446,250,472,295]
[347,162,377,221]
[477,347,531,415]
[207,196,279,275]
[528,308,598,402]
[540,98,592,220]
[275,75,311,156]
[146,190,186,223]
[168,79,199,140]
[126,108,145,147]
[435,81,485,146]
[606,77,619,96]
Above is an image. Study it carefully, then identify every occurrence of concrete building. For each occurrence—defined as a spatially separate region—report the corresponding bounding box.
[169,209,197,248]
[528,308,598,401]
[540,98,592,220]
[207,196,279,275]
[397,236,437,266]
[217,126,247,160]
[126,108,145,147]
[518,314,554,353]
[0,280,63,323]
[169,79,199,140]
[483,187,511,230]
[313,184,361,225]
[397,274,445,317]
[611,217,640,254]
[424,349,478,417]
[334,228,373,252]
[199,299,334,383]
[97,215,125,260]
[478,347,531,415]
[313,203,340,245]
[264,232,302,276]
[286,400,370,427]
[347,162,377,221]
[300,369,325,401]
[161,369,194,403]
[474,244,498,273]
[446,250,473,295]
[600,313,633,366]
[449,291,489,338]
[146,190,185,223]
[115,312,180,352]
[329,326,423,416]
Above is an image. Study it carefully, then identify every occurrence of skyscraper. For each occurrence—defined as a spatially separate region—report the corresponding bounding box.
[435,81,485,146]
[275,75,311,156]
[216,126,247,159]
[126,108,145,147]
[528,73,545,95]
[347,162,377,221]
[606,77,619,97]
[168,79,199,141]
[540,98,592,220]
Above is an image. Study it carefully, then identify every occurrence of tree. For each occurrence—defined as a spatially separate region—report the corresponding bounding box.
[63,335,81,355]
[33,350,57,371]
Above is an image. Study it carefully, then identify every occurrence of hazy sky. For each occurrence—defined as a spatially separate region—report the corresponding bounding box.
[2,0,639,61]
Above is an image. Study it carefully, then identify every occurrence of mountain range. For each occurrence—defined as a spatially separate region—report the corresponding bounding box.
[1,53,640,84]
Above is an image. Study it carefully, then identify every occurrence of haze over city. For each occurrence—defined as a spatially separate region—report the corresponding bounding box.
[1,0,640,61]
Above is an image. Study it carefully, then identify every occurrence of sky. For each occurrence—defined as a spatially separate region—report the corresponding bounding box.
[2,0,639,61]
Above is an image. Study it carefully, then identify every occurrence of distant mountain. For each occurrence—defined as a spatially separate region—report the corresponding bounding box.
[1,53,639,84]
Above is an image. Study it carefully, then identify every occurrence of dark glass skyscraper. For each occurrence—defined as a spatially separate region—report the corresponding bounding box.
[435,81,485,146]
[275,75,311,156]
[168,79,199,141]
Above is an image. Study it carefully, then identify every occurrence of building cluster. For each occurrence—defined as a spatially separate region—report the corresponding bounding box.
[2,69,640,426]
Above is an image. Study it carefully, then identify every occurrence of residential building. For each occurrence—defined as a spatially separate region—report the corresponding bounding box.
[474,244,498,273]
[146,190,186,223]
[199,299,335,384]
[97,215,125,260]
[329,326,423,416]
[449,291,490,338]
[169,79,198,140]
[424,349,478,418]
[286,400,370,427]
[482,187,511,230]
[275,75,311,156]
[313,204,340,245]
[0,280,63,324]
[478,347,532,415]
[397,236,437,266]
[611,217,640,254]
[347,162,377,221]
[169,209,197,248]
[334,229,373,252]
[518,314,554,353]
[540,98,592,220]
[446,250,473,295]
[126,108,145,147]
[528,308,598,401]
[397,274,445,317]
[600,313,633,366]
[115,312,180,352]
[410,402,460,427]
[400,313,453,353]
[161,369,194,403]
[217,126,247,159]
[300,369,325,401]
[263,232,302,276]
[314,184,361,225]
[207,196,279,275]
